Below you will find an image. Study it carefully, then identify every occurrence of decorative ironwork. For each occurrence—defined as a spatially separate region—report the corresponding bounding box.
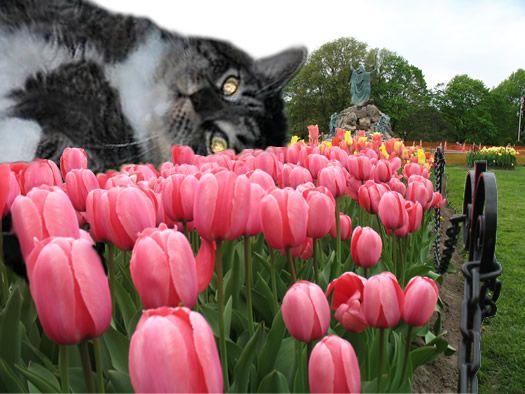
[433,146,446,272]
[457,161,502,393]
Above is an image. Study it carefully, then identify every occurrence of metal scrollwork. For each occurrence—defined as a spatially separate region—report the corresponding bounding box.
[433,146,447,272]
[458,161,502,393]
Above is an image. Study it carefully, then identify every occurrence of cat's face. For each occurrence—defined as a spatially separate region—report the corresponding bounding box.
[144,37,306,162]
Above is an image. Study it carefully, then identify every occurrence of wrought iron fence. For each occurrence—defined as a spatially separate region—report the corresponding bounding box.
[438,161,502,393]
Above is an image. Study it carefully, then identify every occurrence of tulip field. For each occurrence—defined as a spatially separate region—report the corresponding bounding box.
[1,128,456,393]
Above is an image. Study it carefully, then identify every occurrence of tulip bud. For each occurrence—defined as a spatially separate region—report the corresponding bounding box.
[0,164,20,217]
[129,307,223,393]
[318,165,347,197]
[378,191,407,230]
[308,335,361,393]
[19,159,63,195]
[282,281,330,342]
[363,272,404,328]
[60,147,88,179]
[329,213,352,241]
[64,169,99,211]
[403,276,439,326]
[351,226,382,268]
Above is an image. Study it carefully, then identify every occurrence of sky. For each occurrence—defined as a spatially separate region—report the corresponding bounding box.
[97,0,525,90]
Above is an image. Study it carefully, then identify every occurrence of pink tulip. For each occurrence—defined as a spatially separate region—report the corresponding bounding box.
[403,276,439,326]
[406,201,423,233]
[351,226,382,268]
[261,187,308,249]
[329,213,352,241]
[372,159,392,183]
[318,165,347,197]
[0,164,20,217]
[232,157,255,175]
[388,177,406,196]
[131,224,198,309]
[278,163,313,189]
[326,272,368,333]
[308,335,361,393]
[172,145,196,165]
[378,191,407,230]
[247,169,275,191]
[363,272,404,328]
[194,171,251,241]
[28,237,111,344]
[308,124,319,145]
[303,188,335,239]
[280,237,313,260]
[86,186,157,250]
[244,182,265,236]
[161,174,198,223]
[431,192,447,208]
[254,151,282,181]
[347,155,372,181]
[60,147,88,179]
[18,159,63,195]
[402,162,429,181]
[406,179,433,210]
[129,307,223,393]
[11,186,80,264]
[304,153,329,179]
[121,164,159,182]
[196,238,216,292]
[64,169,99,211]
[345,175,363,201]
[282,281,330,342]
[389,156,402,173]
[286,143,302,165]
[358,180,389,214]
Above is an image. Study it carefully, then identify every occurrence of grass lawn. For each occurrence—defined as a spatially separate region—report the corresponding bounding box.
[444,164,525,393]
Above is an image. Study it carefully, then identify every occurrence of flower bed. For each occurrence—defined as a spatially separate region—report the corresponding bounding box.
[0,128,452,393]
[466,146,518,168]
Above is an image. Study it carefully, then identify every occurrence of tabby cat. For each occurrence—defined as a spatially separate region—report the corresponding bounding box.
[0,0,306,172]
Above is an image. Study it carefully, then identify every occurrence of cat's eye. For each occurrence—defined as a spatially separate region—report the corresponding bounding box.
[211,135,228,153]
[222,76,240,96]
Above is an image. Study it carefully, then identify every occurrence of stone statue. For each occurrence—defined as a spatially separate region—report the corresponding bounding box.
[374,114,391,137]
[329,112,341,136]
[350,63,376,106]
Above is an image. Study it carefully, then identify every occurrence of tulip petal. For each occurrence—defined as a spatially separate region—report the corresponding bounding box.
[282,286,314,342]
[167,232,198,308]
[194,174,218,240]
[309,340,335,393]
[43,191,80,238]
[71,239,111,338]
[261,195,283,249]
[30,243,78,344]
[130,236,170,308]
[196,239,216,292]
[117,188,156,242]
[340,338,361,393]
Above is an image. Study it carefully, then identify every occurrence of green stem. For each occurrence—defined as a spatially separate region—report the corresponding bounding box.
[335,196,342,276]
[244,236,254,336]
[215,240,230,390]
[59,345,70,393]
[93,338,104,393]
[313,238,319,284]
[377,327,385,393]
[296,340,307,393]
[78,341,95,393]
[182,221,189,241]
[401,326,413,381]
[392,232,396,277]
[107,243,115,307]
[364,267,368,279]
[0,224,9,307]
[286,248,297,283]
[269,247,279,312]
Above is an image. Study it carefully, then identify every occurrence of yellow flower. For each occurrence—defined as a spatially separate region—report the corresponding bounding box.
[379,144,389,159]
[344,131,353,146]
[417,149,426,165]
[289,136,300,147]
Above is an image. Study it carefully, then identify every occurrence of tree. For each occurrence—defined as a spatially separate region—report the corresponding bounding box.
[284,37,373,138]
[492,69,525,142]
[372,55,430,131]
[433,75,497,143]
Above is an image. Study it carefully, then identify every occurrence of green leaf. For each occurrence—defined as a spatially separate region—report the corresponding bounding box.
[107,369,133,393]
[102,326,130,373]
[257,370,290,393]
[274,337,297,389]
[410,344,444,369]
[0,287,22,366]
[113,279,140,336]
[21,339,57,373]
[224,296,233,340]
[257,310,286,384]
[230,324,263,393]
[0,358,26,393]
[14,362,60,393]
[200,303,219,338]
[387,330,407,392]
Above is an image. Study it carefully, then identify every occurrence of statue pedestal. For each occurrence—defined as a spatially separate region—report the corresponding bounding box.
[336,101,393,139]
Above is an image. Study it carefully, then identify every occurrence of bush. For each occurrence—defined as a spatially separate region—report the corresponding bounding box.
[466,146,518,168]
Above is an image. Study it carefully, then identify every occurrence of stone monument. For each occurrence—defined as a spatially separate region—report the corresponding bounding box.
[329,112,341,137]
[350,64,376,105]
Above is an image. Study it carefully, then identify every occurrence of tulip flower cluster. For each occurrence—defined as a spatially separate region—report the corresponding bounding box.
[0,127,450,393]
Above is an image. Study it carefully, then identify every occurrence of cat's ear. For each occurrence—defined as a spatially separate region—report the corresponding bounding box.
[254,47,307,93]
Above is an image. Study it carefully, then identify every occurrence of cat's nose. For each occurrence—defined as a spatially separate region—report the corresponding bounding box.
[189,88,223,115]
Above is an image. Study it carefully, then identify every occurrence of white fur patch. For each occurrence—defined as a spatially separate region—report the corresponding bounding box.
[105,31,170,143]
[0,27,102,116]
[0,118,42,162]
